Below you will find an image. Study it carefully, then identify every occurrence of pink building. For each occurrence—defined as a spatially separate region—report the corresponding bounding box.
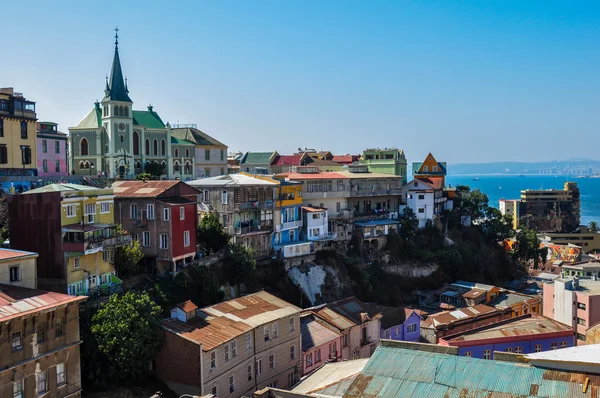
[543,277,600,345]
[300,313,343,376]
[36,122,68,176]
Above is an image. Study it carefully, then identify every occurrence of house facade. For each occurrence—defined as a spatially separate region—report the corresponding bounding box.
[401,177,450,228]
[0,284,86,398]
[154,291,302,398]
[0,87,37,176]
[8,183,128,295]
[359,148,408,185]
[0,249,38,289]
[438,314,575,359]
[300,313,343,376]
[189,173,276,258]
[308,297,382,360]
[171,126,228,179]
[377,307,421,342]
[240,152,279,175]
[112,180,198,277]
[36,122,68,177]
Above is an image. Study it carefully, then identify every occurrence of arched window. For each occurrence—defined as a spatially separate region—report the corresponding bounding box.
[161,161,167,172]
[124,106,129,117]
[145,139,150,155]
[185,148,190,158]
[184,161,192,174]
[80,138,89,155]
[161,139,166,156]
[135,161,142,170]
[133,131,140,155]
[174,161,180,173]
[114,105,119,116]
[174,148,179,158]
[153,139,158,156]
[84,161,90,169]
[79,161,84,170]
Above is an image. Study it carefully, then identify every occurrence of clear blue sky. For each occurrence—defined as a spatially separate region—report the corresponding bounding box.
[3,0,600,164]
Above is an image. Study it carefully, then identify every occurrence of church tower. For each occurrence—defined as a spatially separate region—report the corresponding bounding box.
[101,28,134,177]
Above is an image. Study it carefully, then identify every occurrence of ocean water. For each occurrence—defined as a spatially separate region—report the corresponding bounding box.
[446,174,600,226]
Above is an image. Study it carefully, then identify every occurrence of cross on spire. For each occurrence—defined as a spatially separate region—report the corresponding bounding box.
[114,27,119,47]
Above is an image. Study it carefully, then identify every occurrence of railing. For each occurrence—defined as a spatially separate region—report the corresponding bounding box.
[279,242,312,258]
[310,232,338,241]
[237,200,274,210]
[349,188,403,197]
[280,220,303,230]
[103,234,132,247]
[234,222,273,235]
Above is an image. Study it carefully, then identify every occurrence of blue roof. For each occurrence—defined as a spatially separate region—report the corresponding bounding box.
[354,219,400,227]
[341,343,595,397]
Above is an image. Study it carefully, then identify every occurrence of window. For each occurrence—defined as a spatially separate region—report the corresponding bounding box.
[343,333,348,346]
[38,369,48,394]
[102,250,111,262]
[515,346,522,354]
[133,131,140,155]
[577,318,586,326]
[288,372,297,387]
[0,144,7,164]
[180,206,185,220]
[289,317,295,332]
[551,342,558,350]
[205,169,210,178]
[205,150,210,161]
[21,120,27,139]
[306,352,313,366]
[142,231,151,247]
[272,322,278,339]
[203,190,209,203]
[130,204,138,219]
[225,344,230,361]
[133,233,139,242]
[433,166,438,172]
[483,349,491,360]
[13,380,23,398]
[55,318,65,337]
[42,139,48,153]
[221,150,224,161]
[407,323,417,333]
[184,231,190,247]
[12,331,22,351]
[256,359,262,375]
[577,333,587,342]
[418,194,425,200]
[231,340,237,357]
[163,208,170,221]
[560,341,567,348]
[506,347,512,352]
[56,362,66,385]
[264,325,270,341]
[37,323,46,343]
[246,333,252,350]
[74,257,81,269]
[161,139,166,156]
[577,302,586,310]
[316,349,321,363]
[269,353,274,369]
[145,139,150,155]
[21,145,32,165]
[9,266,19,282]
[534,344,542,352]
[221,190,228,205]
[55,141,60,154]
[211,386,217,396]
[153,139,158,156]
[174,148,179,158]
[290,345,296,360]
[0,119,3,137]
[160,234,168,249]
[55,160,60,172]
[210,351,216,369]
[222,214,228,226]
[100,202,110,213]
[229,374,235,393]
[423,166,428,172]
[80,137,88,155]
[147,204,155,219]
[418,208,425,213]
[464,351,472,357]
[247,364,253,381]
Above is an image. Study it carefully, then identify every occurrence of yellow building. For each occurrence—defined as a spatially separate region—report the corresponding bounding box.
[10,183,130,295]
[0,87,37,173]
[0,248,38,289]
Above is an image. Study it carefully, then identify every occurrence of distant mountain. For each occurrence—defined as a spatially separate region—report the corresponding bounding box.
[450,160,600,175]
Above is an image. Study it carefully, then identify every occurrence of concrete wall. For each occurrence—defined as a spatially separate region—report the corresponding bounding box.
[0,255,37,289]
[154,329,202,396]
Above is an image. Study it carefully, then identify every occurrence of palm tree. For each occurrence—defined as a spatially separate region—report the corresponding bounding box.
[589,221,599,233]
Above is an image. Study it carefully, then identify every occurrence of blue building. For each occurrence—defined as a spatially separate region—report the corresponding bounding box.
[378,307,422,342]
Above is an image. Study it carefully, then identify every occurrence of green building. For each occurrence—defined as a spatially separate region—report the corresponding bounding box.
[359,148,408,185]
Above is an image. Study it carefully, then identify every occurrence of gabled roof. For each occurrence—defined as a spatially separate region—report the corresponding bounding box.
[171,127,226,147]
[271,154,306,167]
[170,136,195,146]
[0,284,86,322]
[73,107,102,129]
[332,154,360,164]
[309,297,382,331]
[367,305,420,330]
[301,313,342,351]
[132,110,165,129]
[0,249,38,261]
[23,183,101,195]
[177,300,198,313]
[112,180,184,197]
[241,151,278,165]
[187,173,277,187]
[421,304,499,329]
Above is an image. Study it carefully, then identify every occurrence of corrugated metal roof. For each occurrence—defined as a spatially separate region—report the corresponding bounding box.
[112,180,182,197]
[292,359,368,395]
[336,345,600,398]
[0,284,85,322]
[309,297,382,331]
[187,173,277,187]
[527,344,600,365]
[301,314,342,351]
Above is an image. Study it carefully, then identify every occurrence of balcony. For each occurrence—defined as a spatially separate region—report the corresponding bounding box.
[349,188,403,197]
[276,241,312,258]
[237,200,274,210]
[234,221,273,235]
[62,225,131,254]
[277,220,303,231]
[309,232,338,241]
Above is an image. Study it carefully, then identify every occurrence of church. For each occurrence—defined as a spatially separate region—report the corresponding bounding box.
[69,31,195,179]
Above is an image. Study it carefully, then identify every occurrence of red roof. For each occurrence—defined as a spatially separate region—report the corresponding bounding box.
[416,176,444,190]
[177,300,199,312]
[0,249,37,260]
[0,284,86,322]
[112,180,181,197]
[272,154,305,166]
[332,154,359,164]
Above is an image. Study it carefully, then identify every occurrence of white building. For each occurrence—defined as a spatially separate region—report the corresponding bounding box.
[302,206,335,241]
[400,178,450,228]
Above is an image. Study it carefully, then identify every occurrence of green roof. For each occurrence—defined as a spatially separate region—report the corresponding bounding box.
[74,107,102,129]
[241,152,277,165]
[171,127,226,147]
[170,136,195,146]
[132,110,165,129]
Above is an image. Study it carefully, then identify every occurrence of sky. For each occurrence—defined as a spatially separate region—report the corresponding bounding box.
[3,0,600,164]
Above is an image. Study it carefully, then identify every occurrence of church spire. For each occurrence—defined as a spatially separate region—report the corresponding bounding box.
[104,27,132,102]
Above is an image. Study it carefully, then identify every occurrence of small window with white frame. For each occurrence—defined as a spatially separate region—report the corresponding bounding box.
[483,349,491,359]
[289,317,295,332]
[160,234,168,249]
[163,208,170,221]
[74,257,81,269]
[222,190,228,205]
[38,369,48,394]
[66,204,76,218]
[142,231,151,247]
[56,362,66,385]
[180,206,185,220]
[13,380,23,398]
[246,333,252,350]
[12,331,22,351]
[99,202,111,213]
[272,322,278,339]
[147,204,155,219]
[210,351,216,369]
[184,231,190,247]
[9,266,19,282]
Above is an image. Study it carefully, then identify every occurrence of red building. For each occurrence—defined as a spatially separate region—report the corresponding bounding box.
[112,180,198,276]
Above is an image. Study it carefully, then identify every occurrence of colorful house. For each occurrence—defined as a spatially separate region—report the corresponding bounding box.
[376,307,422,342]
[171,126,228,179]
[8,183,129,295]
[240,151,279,175]
[300,313,343,376]
[37,122,68,177]
[412,152,447,182]
[270,153,311,174]
[438,314,575,359]
[359,148,408,185]
[0,87,37,176]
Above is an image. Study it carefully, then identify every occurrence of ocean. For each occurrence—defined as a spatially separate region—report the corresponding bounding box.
[445,174,600,226]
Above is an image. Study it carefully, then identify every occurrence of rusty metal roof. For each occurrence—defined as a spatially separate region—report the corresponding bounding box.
[309,297,382,331]
[339,344,600,397]
[0,284,86,322]
[421,304,499,329]
[177,300,198,312]
[112,180,181,197]
[301,313,342,351]
[0,248,37,260]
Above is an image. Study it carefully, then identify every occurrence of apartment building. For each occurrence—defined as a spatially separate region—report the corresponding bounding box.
[543,277,600,345]
[300,313,343,376]
[8,183,129,295]
[36,122,68,177]
[112,180,198,276]
[359,148,408,185]
[518,182,581,233]
[154,291,302,398]
[171,126,228,179]
[0,249,38,289]
[308,297,382,360]
[0,284,86,398]
[0,88,37,176]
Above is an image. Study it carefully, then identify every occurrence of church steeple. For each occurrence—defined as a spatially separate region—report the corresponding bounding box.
[104,27,132,102]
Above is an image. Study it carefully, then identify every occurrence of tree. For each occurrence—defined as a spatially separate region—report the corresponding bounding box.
[480,207,514,242]
[397,207,419,239]
[197,212,231,254]
[512,227,546,267]
[144,162,164,178]
[224,244,256,290]
[114,239,144,277]
[91,292,162,381]
[135,172,153,181]
[456,188,490,221]
[589,221,599,233]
